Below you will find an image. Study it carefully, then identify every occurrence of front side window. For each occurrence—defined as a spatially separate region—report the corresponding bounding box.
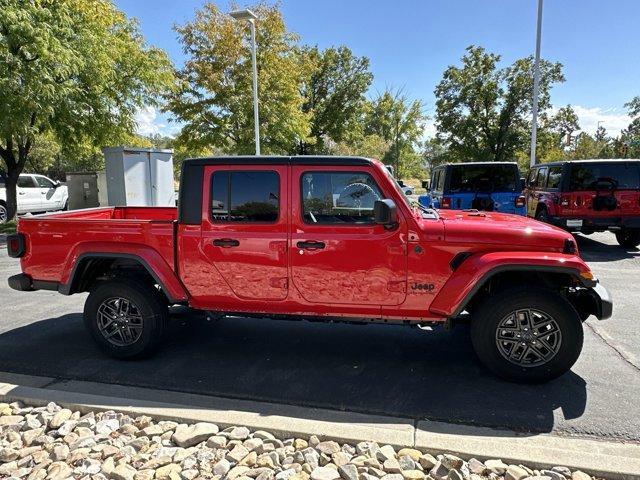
[210,171,279,223]
[528,168,538,188]
[436,170,445,191]
[35,176,55,188]
[301,171,383,224]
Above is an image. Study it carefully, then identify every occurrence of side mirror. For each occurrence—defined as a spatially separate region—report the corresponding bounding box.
[374,199,398,227]
[55,181,61,188]
[421,180,429,190]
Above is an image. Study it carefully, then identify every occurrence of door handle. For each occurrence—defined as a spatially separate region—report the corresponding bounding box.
[19,192,26,195]
[297,240,325,250]
[213,238,240,248]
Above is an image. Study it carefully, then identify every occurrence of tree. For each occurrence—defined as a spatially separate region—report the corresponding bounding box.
[548,105,580,147]
[168,3,309,155]
[0,0,173,220]
[296,46,373,154]
[365,89,426,177]
[434,46,564,162]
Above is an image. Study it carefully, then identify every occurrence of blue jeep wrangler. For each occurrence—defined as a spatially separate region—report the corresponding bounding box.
[419,162,526,215]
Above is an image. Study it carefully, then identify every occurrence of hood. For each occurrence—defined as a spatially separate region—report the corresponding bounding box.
[424,210,573,250]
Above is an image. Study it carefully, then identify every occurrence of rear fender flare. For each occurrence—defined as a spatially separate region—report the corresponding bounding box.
[429,252,591,318]
[60,243,188,303]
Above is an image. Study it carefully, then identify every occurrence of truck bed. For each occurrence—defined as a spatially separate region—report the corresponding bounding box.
[17,207,178,283]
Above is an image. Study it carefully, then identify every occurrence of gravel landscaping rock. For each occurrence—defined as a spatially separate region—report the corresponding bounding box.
[0,401,603,480]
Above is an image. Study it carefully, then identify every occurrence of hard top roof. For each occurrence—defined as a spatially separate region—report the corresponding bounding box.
[183,155,374,166]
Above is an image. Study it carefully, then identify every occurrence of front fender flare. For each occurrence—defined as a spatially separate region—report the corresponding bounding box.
[428,251,592,318]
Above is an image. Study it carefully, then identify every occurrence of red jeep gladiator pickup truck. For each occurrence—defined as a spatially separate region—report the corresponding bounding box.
[7,156,612,383]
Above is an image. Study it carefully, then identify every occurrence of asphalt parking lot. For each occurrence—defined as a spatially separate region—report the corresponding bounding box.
[1,231,639,443]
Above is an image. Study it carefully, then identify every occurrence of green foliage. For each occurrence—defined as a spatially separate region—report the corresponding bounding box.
[434,45,564,163]
[365,89,426,178]
[168,2,309,155]
[0,0,174,219]
[297,45,373,154]
[0,220,17,234]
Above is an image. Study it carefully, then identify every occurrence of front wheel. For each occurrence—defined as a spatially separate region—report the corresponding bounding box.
[615,228,640,248]
[84,278,168,359]
[470,287,583,383]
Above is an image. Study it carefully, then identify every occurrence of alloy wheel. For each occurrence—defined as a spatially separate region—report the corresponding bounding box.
[495,308,562,368]
[96,297,144,347]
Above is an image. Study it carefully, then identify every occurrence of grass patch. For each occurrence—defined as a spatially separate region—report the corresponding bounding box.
[0,221,17,234]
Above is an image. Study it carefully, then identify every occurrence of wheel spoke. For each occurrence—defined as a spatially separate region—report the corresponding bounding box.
[495,308,562,368]
[96,297,144,347]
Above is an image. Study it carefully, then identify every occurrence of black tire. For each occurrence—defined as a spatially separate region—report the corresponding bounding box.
[535,207,549,223]
[84,278,168,359]
[615,229,640,248]
[0,202,7,224]
[470,287,583,383]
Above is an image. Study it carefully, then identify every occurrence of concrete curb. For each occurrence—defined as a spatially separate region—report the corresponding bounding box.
[1,375,639,480]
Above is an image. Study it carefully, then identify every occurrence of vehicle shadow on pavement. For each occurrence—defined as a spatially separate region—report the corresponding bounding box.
[576,233,640,262]
[0,309,587,436]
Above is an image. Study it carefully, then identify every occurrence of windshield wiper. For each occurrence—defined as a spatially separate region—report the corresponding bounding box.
[413,201,440,219]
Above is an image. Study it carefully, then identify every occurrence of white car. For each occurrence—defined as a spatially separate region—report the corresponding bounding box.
[400,185,414,196]
[0,173,68,223]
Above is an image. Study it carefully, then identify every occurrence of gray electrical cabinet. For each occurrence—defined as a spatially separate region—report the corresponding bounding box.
[103,147,175,207]
[66,172,100,210]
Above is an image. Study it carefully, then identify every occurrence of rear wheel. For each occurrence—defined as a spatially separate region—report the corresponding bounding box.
[471,287,583,383]
[615,228,640,248]
[84,278,167,359]
[0,202,7,224]
[535,207,549,223]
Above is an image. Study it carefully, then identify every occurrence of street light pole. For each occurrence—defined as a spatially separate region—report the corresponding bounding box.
[230,9,260,155]
[529,0,544,168]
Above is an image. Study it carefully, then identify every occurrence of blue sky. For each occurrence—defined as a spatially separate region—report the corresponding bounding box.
[115,0,640,138]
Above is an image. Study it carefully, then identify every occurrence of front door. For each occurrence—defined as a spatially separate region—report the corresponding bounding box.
[34,175,63,211]
[290,166,408,306]
[198,165,289,302]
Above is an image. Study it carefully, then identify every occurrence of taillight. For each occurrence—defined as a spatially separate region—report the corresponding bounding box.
[441,196,452,209]
[7,233,26,258]
[515,195,526,208]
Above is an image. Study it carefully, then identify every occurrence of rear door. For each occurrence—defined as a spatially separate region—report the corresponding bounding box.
[16,175,41,213]
[290,166,407,306]
[199,165,289,301]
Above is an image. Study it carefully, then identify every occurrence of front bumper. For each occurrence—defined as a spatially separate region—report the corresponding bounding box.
[575,282,613,320]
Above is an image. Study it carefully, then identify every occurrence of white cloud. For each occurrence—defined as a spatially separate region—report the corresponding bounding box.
[423,117,437,139]
[134,106,181,137]
[557,105,631,137]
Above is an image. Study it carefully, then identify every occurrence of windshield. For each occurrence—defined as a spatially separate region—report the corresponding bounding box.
[381,164,411,207]
[448,164,519,193]
[569,162,640,190]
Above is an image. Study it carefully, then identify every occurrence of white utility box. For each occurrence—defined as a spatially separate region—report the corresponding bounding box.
[103,147,175,207]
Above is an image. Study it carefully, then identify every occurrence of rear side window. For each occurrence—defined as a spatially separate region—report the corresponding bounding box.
[210,171,279,222]
[569,162,640,190]
[17,176,37,188]
[535,167,548,188]
[448,164,518,192]
[301,171,383,224]
[547,166,563,189]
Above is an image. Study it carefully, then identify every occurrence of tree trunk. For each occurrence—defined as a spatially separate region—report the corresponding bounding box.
[3,173,18,222]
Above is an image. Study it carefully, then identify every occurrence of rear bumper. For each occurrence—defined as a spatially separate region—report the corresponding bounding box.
[8,273,59,293]
[548,215,640,232]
